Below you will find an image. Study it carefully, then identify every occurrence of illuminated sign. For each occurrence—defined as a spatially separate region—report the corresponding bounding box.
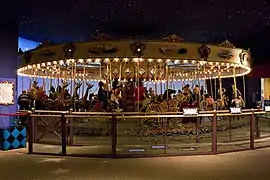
[0,81,14,105]
[183,108,198,116]
[151,145,167,149]
[129,148,145,152]
[265,106,270,112]
[230,107,242,114]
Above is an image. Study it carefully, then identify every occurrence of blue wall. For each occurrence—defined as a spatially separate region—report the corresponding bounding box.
[0,22,17,127]
[18,37,40,51]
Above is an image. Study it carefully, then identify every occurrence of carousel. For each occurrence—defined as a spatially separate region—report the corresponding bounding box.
[17,34,251,112]
[16,34,265,156]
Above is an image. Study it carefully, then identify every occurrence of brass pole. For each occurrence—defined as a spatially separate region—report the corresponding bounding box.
[198,64,201,102]
[70,64,73,95]
[214,77,217,99]
[154,64,157,93]
[159,62,163,94]
[137,60,140,111]
[233,67,237,98]
[73,62,77,111]
[203,65,206,94]
[42,75,45,91]
[109,62,112,91]
[119,63,122,80]
[50,76,52,90]
[21,75,24,92]
[82,63,86,98]
[106,62,109,97]
[243,75,246,102]
[218,67,223,100]
[210,74,213,97]
[57,67,61,89]
[28,76,31,91]
[166,63,169,99]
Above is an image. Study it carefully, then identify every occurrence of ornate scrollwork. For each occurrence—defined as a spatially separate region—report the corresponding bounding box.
[163,34,184,42]
[218,50,233,59]
[218,40,235,48]
[200,100,208,111]
[88,44,118,54]
[130,41,146,57]
[159,45,187,55]
[239,50,247,64]
[63,43,76,59]
[198,44,211,60]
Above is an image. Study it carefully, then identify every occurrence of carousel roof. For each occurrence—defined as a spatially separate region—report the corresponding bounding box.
[17,39,251,81]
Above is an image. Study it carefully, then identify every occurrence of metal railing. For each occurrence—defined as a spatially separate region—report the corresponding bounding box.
[16,109,270,157]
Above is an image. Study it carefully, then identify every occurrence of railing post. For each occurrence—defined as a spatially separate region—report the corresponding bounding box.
[68,109,74,146]
[212,110,217,154]
[111,114,117,157]
[250,109,255,149]
[61,113,67,156]
[27,112,33,154]
[255,115,260,139]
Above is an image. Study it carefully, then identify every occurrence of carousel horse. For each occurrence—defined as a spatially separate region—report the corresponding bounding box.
[142,89,179,112]
[215,88,227,110]
[43,81,81,110]
[77,82,94,111]
[231,85,245,108]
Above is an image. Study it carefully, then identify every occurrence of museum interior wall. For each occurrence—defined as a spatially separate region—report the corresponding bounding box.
[263,78,270,100]
[0,20,18,116]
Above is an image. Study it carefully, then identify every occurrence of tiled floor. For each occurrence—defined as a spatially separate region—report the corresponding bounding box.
[0,148,270,180]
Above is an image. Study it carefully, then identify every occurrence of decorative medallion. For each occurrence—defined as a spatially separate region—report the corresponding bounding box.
[239,50,247,64]
[112,68,119,77]
[130,41,146,57]
[124,67,132,76]
[150,68,155,76]
[88,44,118,54]
[138,67,146,76]
[163,34,184,42]
[63,43,76,59]
[178,48,188,54]
[198,44,211,60]
[218,50,233,59]
[159,45,187,55]
[39,49,56,57]
[218,40,235,48]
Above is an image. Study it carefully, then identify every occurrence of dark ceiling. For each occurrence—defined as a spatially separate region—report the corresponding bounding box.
[19,0,270,64]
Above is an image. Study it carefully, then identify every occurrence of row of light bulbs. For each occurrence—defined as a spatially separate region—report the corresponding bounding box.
[17,57,250,73]
[18,70,249,81]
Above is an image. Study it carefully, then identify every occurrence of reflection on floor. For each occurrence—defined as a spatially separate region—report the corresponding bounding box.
[1,147,270,180]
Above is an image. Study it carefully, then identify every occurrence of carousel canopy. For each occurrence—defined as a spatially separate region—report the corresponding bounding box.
[17,36,252,82]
